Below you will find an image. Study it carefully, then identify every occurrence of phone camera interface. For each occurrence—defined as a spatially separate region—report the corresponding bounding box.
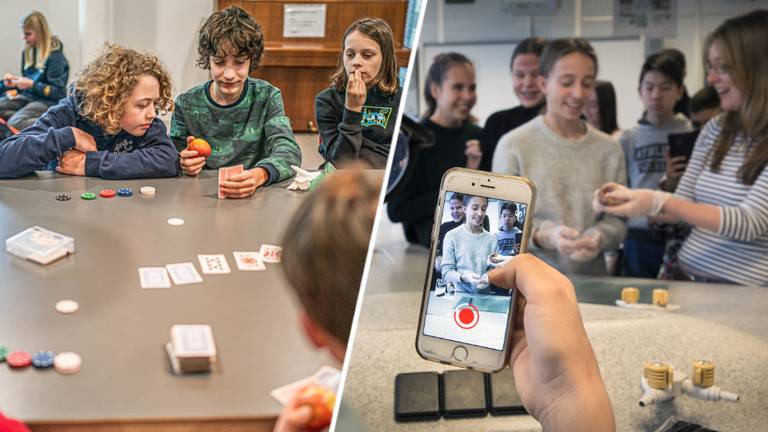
[424,192,528,351]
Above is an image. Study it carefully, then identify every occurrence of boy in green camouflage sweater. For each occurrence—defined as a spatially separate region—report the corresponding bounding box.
[170,6,301,199]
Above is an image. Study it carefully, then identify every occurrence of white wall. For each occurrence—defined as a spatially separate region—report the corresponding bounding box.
[412,0,768,129]
[0,0,214,122]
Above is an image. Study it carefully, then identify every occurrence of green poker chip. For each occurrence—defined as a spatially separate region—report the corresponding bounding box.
[0,345,9,362]
[81,192,96,200]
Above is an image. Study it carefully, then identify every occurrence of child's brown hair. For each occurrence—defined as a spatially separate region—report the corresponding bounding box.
[281,170,380,345]
[196,6,264,72]
[74,43,172,135]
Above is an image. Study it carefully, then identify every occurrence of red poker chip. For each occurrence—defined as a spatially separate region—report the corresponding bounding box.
[99,189,116,198]
[7,351,32,368]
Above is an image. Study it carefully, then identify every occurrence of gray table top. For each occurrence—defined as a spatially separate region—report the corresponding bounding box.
[0,172,336,423]
[339,243,768,431]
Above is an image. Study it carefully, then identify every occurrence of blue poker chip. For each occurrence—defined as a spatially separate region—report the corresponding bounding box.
[31,350,55,368]
[117,188,133,197]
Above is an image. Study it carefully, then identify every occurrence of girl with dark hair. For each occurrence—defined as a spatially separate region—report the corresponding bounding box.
[387,53,483,247]
[585,80,620,137]
[493,38,626,276]
[315,17,401,169]
[599,10,768,286]
[483,37,546,169]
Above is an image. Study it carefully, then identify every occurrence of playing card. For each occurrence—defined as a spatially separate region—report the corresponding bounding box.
[259,244,282,263]
[233,251,266,271]
[218,164,244,199]
[171,324,217,358]
[313,365,341,391]
[197,254,231,274]
[270,366,340,405]
[166,262,203,285]
[138,267,171,289]
[271,376,314,405]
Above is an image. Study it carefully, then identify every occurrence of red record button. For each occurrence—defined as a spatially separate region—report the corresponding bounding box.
[7,351,32,368]
[99,189,116,198]
[453,303,480,329]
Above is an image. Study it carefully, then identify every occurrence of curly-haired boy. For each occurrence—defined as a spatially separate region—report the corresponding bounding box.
[0,43,178,179]
[171,6,302,198]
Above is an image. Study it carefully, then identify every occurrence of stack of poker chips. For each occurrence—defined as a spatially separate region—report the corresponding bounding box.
[165,325,217,374]
[1,345,81,374]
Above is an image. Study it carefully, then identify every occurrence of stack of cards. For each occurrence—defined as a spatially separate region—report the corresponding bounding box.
[271,365,341,405]
[218,164,244,199]
[165,324,217,374]
[6,226,75,265]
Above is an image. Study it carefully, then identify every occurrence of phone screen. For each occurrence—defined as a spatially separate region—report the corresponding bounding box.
[422,191,528,351]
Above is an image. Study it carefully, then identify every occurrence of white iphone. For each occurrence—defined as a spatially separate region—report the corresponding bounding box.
[416,168,535,373]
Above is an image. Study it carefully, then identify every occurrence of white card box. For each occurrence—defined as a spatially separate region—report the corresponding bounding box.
[5,226,75,265]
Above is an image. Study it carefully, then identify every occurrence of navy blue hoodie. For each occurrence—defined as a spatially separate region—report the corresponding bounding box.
[0,93,179,179]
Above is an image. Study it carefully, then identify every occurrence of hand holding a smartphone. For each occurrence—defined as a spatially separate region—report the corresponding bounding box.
[488,254,615,431]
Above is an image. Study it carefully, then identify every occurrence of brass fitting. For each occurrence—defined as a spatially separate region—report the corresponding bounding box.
[644,362,673,389]
[652,289,669,307]
[621,287,640,304]
[692,360,715,388]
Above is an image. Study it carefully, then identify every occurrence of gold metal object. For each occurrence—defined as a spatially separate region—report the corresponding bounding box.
[652,289,669,306]
[621,287,640,304]
[644,362,673,389]
[692,360,715,387]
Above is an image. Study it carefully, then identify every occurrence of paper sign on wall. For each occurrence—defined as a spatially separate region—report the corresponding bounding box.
[284,4,326,38]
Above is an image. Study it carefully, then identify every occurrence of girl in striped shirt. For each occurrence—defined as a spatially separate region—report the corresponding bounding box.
[596,10,768,286]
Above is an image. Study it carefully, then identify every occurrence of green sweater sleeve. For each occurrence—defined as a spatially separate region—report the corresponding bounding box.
[258,89,302,183]
[169,97,189,152]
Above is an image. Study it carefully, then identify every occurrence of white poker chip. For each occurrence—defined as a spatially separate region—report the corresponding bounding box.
[55,299,79,314]
[167,218,184,226]
[140,186,156,196]
[54,352,82,375]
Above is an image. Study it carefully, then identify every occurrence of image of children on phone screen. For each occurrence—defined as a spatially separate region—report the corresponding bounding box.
[438,194,527,295]
[441,195,497,294]
[424,192,528,350]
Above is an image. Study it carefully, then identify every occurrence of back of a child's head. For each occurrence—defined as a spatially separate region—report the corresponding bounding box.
[331,17,399,94]
[74,43,172,135]
[689,86,720,114]
[281,170,380,347]
[594,80,619,134]
[639,51,684,88]
[197,6,264,72]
